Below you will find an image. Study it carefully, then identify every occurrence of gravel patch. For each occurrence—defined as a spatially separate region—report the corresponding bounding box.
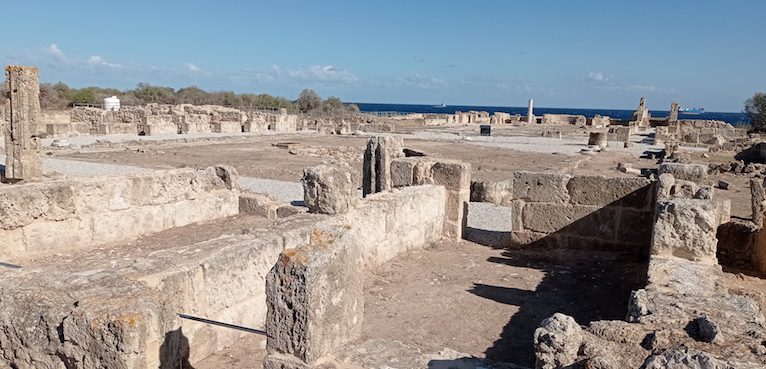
[239,177,304,204]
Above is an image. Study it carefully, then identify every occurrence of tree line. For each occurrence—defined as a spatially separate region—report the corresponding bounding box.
[0,82,358,114]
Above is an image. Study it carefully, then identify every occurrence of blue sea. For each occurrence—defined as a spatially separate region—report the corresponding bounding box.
[356,103,750,126]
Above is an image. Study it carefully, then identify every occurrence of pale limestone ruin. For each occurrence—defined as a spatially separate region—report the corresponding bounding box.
[1,65,765,369]
[3,66,42,182]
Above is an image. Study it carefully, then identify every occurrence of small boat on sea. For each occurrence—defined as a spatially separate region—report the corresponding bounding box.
[433,101,447,108]
[679,107,704,114]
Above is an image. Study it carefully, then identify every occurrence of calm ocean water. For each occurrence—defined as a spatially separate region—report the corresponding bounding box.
[356,103,750,126]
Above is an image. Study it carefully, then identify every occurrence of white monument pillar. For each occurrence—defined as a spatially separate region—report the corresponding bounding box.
[527,99,534,124]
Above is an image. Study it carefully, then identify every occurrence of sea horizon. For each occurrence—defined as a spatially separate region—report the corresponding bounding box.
[354,102,749,126]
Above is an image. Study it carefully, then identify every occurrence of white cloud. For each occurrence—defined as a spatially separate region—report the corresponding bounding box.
[48,44,67,62]
[585,71,613,83]
[185,63,201,73]
[87,55,123,68]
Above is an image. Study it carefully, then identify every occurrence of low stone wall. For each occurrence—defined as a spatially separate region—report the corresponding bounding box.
[471,172,656,257]
[541,114,586,125]
[0,166,239,260]
[264,185,446,368]
[655,120,747,146]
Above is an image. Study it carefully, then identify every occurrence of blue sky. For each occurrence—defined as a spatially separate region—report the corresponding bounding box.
[1,0,763,111]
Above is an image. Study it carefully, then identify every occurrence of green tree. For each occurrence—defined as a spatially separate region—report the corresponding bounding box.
[297,89,322,112]
[746,92,766,132]
[131,83,176,104]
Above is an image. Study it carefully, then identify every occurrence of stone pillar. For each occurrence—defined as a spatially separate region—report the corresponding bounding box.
[3,66,42,182]
[669,101,679,122]
[527,99,535,124]
[362,135,404,197]
[302,165,356,215]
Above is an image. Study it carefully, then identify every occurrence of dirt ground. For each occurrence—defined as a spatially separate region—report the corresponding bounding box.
[345,240,648,368]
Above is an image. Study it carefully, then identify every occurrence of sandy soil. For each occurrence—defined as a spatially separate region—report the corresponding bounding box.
[348,240,648,368]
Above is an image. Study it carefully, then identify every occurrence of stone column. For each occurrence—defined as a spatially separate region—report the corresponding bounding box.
[362,135,404,197]
[669,101,679,122]
[3,66,42,182]
[527,99,535,124]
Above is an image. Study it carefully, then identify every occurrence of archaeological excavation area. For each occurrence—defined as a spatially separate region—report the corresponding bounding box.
[1,65,766,369]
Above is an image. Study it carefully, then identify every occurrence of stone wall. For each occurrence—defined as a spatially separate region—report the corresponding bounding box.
[264,185,446,368]
[471,172,656,257]
[43,104,303,137]
[541,114,587,126]
[0,166,239,260]
[655,120,747,146]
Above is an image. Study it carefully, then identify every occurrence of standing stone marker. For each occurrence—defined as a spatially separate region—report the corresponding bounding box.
[669,101,679,122]
[3,66,42,182]
[362,135,404,197]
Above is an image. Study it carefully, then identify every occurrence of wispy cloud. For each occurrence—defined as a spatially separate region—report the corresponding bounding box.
[48,44,67,62]
[585,71,613,83]
[185,62,201,73]
[87,55,123,68]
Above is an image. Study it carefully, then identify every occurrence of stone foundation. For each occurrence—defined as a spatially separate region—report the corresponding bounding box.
[0,166,239,260]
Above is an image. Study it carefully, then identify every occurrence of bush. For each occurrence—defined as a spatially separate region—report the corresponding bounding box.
[746,92,766,132]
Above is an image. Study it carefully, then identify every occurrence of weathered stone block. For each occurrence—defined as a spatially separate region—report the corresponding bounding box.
[302,165,356,215]
[265,234,363,367]
[0,182,76,229]
[4,66,43,182]
[567,176,652,208]
[651,198,719,264]
[523,203,614,239]
[430,160,471,191]
[657,163,708,183]
[471,180,512,204]
[513,171,571,203]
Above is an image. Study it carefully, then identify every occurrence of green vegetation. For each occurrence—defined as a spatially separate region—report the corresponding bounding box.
[746,92,766,132]
[20,82,357,114]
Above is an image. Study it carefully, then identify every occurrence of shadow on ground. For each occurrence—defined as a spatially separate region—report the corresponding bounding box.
[465,249,648,367]
[159,328,194,369]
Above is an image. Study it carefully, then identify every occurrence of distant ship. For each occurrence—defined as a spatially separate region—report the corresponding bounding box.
[679,107,704,115]
[433,101,447,108]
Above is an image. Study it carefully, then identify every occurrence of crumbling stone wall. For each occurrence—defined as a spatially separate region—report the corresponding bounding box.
[655,120,747,147]
[541,114,586,126]
[0,166,239,260]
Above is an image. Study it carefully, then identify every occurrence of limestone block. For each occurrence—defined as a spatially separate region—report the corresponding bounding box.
[0,182,76,230]
[362,135,404,196]
[265,238,363,368]
[471,180,513,205]
[23,217,93,253]
[567,176,652,208]
[4,66,43,182]
[657,163,708,183]
[391,158,418,187]
[302,165,356,215]
[534,313,583,369]
[444,189,469,239]
[513,171,571,203]
[651,198,719,264]
[430,160,471,192]
[523,203,616,239]
[240,192,279,219]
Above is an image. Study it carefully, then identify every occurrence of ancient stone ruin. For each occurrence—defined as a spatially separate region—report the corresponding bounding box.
[0,65,764,369]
